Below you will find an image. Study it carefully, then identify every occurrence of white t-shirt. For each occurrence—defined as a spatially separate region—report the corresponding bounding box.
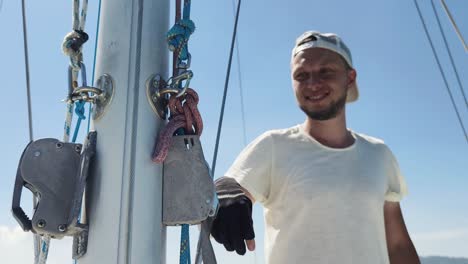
[225,124,408,264]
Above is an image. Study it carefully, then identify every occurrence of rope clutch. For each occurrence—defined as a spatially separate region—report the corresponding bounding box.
[12,131,97,259]
[153,89,217,225]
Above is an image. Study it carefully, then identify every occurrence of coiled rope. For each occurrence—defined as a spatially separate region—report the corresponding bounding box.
[152,88,203,163]
[166,0,195,62]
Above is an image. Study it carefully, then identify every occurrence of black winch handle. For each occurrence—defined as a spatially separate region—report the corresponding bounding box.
[12,166,32,231]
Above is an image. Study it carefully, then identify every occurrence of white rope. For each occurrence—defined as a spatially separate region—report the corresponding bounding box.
[79,0,88,30]
[38,1,90,262]
[64,0,89,69]
[63,0,90,143]
[38,236,51,264]
[64,99,74,143]
[72,0,88,31]
[72,0,79,30]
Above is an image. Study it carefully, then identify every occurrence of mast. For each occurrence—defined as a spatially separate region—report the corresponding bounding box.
[79,0,169,263]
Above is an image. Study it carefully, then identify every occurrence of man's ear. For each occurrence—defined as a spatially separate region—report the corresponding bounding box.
[347,69,357,88]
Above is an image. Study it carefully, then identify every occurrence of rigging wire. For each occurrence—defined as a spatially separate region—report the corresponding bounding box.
[413,0,467,142]
[20,0,42,262]
[21,0,33,142]
[231,0,247,147]
[87,0,102,133]
[431,0,468,109]
[229,2,256,263]
[440,0,468,52]
[212,0,242,176]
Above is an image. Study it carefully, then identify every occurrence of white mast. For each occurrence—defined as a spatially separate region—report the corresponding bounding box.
[79,0,169,263]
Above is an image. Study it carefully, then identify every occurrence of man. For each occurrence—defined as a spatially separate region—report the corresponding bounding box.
[210,31,420,264]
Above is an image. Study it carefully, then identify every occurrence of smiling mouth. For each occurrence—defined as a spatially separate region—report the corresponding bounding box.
[306,91,330,102]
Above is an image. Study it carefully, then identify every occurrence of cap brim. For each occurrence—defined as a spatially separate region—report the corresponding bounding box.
[347,82,359,103]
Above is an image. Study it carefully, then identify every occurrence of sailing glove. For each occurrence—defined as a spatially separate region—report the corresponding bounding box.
[211,176,255,255]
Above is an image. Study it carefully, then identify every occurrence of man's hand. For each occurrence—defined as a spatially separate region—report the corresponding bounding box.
[211,177,256,255]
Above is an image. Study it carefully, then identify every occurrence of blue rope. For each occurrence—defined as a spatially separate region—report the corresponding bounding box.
[166,0,194,61]
[175,127,191,264]
[182,0,190,20]
[73,1,101,263]
[180,224,191,264]
[168,2,193,263]
[72,100,86,143]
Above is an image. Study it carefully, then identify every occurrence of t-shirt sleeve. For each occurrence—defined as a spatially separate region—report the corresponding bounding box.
[383,146,409,202]
[224,132,273,204]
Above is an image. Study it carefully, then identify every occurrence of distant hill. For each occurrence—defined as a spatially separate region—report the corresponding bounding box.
[421,256,468,264]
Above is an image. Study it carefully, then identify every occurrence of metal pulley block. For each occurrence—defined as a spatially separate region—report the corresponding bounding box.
[162,135,218,226]
[11,131,97,241]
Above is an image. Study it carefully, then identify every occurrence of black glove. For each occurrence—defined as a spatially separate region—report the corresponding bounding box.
[211,177,255,255]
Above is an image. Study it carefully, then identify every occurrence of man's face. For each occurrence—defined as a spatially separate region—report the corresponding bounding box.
[291,48,356,121]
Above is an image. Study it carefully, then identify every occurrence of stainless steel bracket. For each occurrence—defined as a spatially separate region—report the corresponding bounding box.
[146,74,169,120]
[92,74,114,120]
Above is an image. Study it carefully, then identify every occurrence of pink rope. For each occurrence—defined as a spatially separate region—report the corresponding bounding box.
[152,88,203,163]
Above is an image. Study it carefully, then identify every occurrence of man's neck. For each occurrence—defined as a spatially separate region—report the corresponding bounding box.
[303,112,354,149]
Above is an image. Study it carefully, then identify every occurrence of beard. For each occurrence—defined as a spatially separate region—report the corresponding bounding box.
[299,91,347,121]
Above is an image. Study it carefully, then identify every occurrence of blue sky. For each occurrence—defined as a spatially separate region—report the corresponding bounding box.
[1,0,467,263]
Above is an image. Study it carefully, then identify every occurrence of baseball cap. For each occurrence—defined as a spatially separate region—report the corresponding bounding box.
[292,31,359,103]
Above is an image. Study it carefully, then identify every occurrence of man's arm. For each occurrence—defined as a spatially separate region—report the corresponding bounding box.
[211,177,256,254]
[384,201,420,264]
[241,186,255,203]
